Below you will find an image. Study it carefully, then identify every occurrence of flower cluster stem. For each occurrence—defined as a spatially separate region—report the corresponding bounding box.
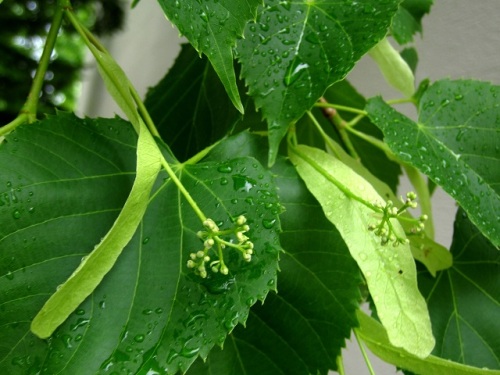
[354,330,376,375]
[404,165,435,239]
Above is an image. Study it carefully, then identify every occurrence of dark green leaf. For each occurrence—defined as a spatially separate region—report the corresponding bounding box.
[366,79,500,247]
[237,0,400,165]
[188,132,362,374]
[144,44,263,162]
[156,0,262,113]
[418,209,500,369]
[391,0,433,44]
[0,115,281,374]
[400,47,418,73]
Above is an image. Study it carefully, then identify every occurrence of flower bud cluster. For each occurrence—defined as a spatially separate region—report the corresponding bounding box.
[368,192,426,247]
[187,215,254,278]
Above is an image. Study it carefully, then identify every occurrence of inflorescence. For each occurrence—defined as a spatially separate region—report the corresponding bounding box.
[368,191,427,246]
[187,216,254,278]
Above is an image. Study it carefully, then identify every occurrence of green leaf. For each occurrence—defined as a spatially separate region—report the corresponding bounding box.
[289,144,435,358]
[0,115,281,374]
[391,0,433,45]
[30,115,162,339]
[356,310,500,375]
[156,0,262,113]
[237,0,400,165]
[418,209,500,369]
[366,79,500,247]
[144,44,263,162]
[187,132,362,374]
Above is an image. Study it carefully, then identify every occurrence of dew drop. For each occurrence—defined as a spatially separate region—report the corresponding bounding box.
[217,165,232,173]
[12,209,21,219]
[262,218,276,229]
[283,57,309,86]
[134,334,145,343]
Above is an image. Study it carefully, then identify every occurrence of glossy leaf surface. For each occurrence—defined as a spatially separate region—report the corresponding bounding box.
[0,115,281,374]
[157,0,262,113]
[187,132,362,374]
[418,209,500,370]
[366,79,500,247]
[237,0,400,164]
[289,144,435,358]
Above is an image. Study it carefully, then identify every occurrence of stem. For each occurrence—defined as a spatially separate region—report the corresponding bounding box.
[316,101,361,160]
[314,102,367,116]
[346,113,366,128]
[386,97,416,106]
[336,355,346,375]
[343,125,396,161]
[306,111,340,159]
[20,0,65,123]
[354,329,376,375]
[160,156,207,223]
[403,165,435,239]
[130,89,160,138]
[0,114,28,137]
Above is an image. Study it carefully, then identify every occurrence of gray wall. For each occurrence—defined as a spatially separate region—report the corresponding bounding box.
[78,1,500,373]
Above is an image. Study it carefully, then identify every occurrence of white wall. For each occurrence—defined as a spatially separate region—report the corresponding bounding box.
[78,1,500,374]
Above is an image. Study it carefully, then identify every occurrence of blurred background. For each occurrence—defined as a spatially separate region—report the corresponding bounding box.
[1,0,499,373]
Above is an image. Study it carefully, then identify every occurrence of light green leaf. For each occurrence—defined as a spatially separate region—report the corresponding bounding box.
[366,79,500,247]
[0,116,281,374]
[356,310,500,375]
[156,0,263,113]
[187,133,362,374]
[289,144,435,358]
[30,116,162,339]
[237,0,400,165]
[326,135,452,276]
[418,209,500,369]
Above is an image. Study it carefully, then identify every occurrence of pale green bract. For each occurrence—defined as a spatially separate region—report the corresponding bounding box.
[356,310,500,375]
[369,37,415,98]
[289,144,435,358]
[31,14,164,338]
[30,119,162,339]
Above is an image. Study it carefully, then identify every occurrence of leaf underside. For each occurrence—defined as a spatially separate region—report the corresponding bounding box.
[187,132,362,374]
[0,115,281,374]
[237,0,400,165]
[366,79,500,247]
